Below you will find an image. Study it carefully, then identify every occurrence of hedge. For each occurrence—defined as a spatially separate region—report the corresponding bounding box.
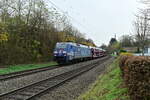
[119,56,150,100]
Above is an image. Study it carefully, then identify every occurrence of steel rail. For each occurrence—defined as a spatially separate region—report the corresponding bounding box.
[0,57,107,81]
[0,65,62,81]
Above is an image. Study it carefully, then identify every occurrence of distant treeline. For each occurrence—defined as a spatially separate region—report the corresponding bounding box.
[0,0,95,65]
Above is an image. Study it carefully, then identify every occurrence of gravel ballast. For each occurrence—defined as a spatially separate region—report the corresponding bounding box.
[0,58,105,94]
[34,57,114,100]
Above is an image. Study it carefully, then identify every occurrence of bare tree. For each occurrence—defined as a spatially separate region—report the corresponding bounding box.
[141,0,150,5]
[120,35,134,47]
[134,9,150,55]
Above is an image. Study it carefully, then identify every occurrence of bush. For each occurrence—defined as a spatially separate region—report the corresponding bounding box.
[119,53,133,76]
[120,56,150,100]
[119,55,129,75]
[120,52,133,56]
[120,49,127,53]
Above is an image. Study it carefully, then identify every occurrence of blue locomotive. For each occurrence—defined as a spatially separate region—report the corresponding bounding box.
[53,42,106,64]
[53,42,91,63]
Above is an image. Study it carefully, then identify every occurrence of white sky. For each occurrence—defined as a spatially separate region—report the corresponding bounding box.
[48,0,142,46]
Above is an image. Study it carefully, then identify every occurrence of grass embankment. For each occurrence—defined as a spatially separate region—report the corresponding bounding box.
[78,59,129,100]
[0,62,57,75]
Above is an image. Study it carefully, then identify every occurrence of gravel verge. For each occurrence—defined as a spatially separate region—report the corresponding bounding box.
[34,57,114,100]
[0,58,105,94]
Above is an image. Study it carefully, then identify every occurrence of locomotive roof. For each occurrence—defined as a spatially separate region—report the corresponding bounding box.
[56,42,89,48]
[56,42,106,51]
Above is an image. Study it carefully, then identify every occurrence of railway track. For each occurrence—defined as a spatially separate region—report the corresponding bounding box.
[0,65,62,81]
[0,56,110,100]
[0,57,108,81]
[0,62,87,81]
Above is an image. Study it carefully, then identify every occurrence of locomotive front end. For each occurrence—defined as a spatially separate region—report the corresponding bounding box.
[53,43,68,64]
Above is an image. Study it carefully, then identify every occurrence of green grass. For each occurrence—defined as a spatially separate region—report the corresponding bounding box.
[111,54,118,57]
[77,59,129,100]
[0,62,57,75]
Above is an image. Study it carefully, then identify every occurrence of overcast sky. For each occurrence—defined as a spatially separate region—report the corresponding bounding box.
[48,0,142,46]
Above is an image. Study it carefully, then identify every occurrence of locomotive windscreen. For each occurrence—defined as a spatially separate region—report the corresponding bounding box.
[56,43,67,49]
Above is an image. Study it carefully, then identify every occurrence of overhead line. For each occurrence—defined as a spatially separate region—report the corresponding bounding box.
[46,0,94,34]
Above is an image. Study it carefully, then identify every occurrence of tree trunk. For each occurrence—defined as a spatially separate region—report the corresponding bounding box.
[142,46,145,56]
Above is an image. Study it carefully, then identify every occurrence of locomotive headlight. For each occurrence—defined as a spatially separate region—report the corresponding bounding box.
[54,51,57,54]
[63,51,67,56]
[63,51,67,53]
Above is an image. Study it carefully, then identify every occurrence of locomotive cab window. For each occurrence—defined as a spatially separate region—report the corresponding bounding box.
[56,43,66,49]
